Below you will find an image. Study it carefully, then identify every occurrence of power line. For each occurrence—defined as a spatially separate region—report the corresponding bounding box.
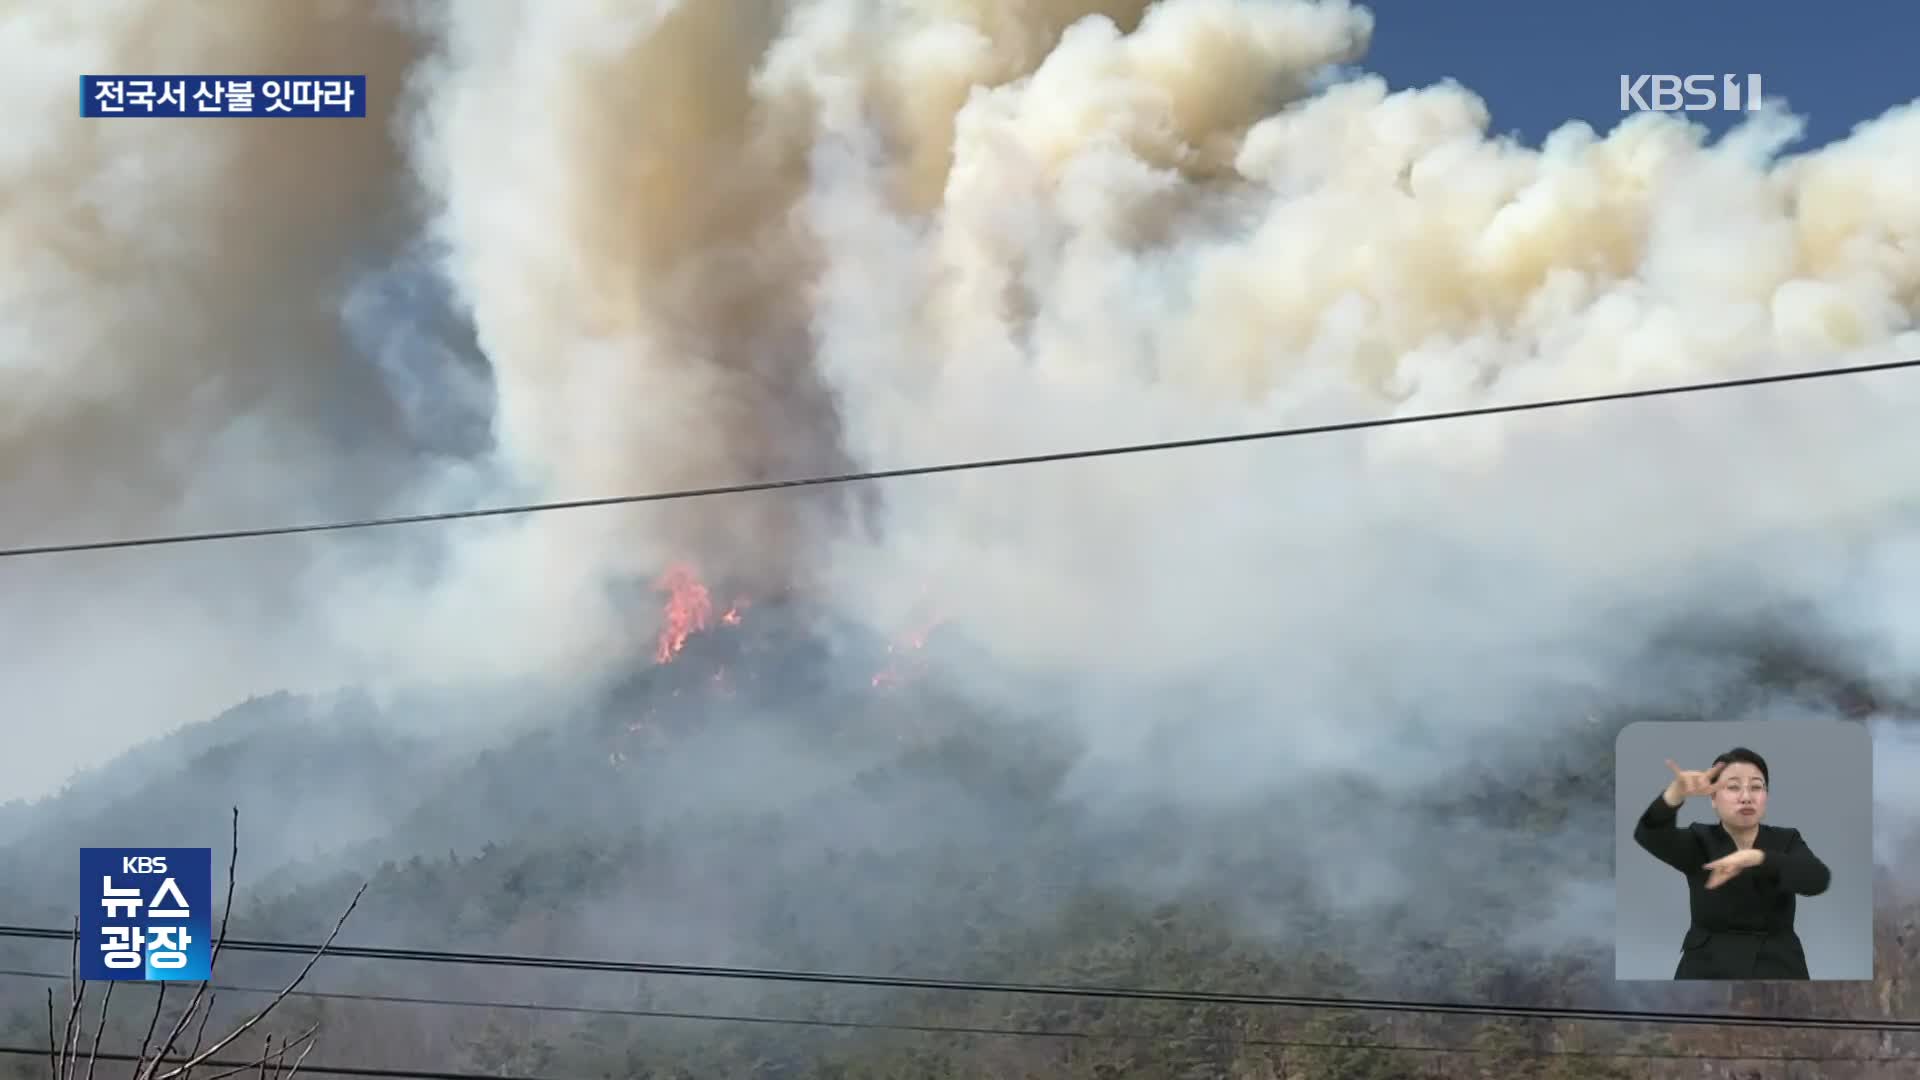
[2,356,1914,561]
[0,1044,558,1080]
[0,967,1912,1065]
[2,925,1916,1033]
[7,1035,1906,1080]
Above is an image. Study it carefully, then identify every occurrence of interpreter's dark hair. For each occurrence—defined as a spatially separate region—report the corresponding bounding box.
[1713,746,1769,784]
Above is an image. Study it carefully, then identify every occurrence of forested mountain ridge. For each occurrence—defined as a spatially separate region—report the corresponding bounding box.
[3,611,1917,1079]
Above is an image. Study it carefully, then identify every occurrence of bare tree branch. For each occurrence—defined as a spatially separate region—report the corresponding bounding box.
[155,884,365,1080]
[249,1031,317,1080]
[53,808,353,1080]
[274,1025,319,1080]
[82,981,113,1080]
[133,984,169,1076]
[65,918,79,1009]
[138,983,209,1080]
[210,809,239,972]
[59,920,88,1080]
[161,1020,316,1080]
[182,991,217,1080]
[142,810,239,1080]
[279,1038,316,1080]
[60,987,87,1080]
[195,1022,318,1080]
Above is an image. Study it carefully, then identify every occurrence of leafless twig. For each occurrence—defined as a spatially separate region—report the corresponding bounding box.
[59,919,87,1080]
[82,981,113,1080]
[154,884,365,1080]
[140,810,240,1080]
[195,1022,317,1080]
[44,808,363,1080]
[279,1037,316,1080]
[133,984,169,1076]
[211,810,239,972]
[180,992,217,1080]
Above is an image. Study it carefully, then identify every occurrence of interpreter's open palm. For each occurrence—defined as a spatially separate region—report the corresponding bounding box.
[1666,759,1724,799]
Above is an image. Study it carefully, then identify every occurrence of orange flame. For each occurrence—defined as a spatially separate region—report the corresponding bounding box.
[870,614,946,689]
[654,563,714,663]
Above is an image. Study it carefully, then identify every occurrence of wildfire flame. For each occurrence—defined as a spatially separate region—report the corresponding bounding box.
[652,562,752,665]
[654,563,714,663]
[871,616,947,689]
[649,558,943,694]
[620,563,954,762]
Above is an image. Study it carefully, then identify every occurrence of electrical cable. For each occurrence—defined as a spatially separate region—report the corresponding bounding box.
[2,357,1914,560]
[0,968,1904,1060]
[0,1043,558,1080]
[1,927,1915,1033]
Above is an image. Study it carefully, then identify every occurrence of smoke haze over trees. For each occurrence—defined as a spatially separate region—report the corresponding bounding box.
[4,0,1920,1075]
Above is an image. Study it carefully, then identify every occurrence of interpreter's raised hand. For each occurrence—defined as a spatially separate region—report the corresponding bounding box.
[1703,847,1765,889]
[1664,759,1724,804]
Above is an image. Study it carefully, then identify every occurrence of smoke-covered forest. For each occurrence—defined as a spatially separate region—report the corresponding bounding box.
[2,586,1917,1077]
[8,0,1920,1075]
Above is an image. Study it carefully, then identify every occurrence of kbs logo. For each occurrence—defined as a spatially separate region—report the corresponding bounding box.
[79,847,212,981]
[1619,74,1763,113]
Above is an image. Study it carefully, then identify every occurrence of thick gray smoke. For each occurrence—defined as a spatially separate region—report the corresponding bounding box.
[5,0,1920,929]
[0,1,431,796]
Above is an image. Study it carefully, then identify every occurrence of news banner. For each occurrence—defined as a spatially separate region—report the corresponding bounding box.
[78,848,213,981]
[80,75,366,118]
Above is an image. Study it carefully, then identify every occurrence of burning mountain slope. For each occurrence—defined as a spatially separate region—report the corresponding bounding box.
[5,1,1920,1073]
[4,1,1919,953]
[5,562,1912,943]
[610,561,954,750]
[0,682,1890,1078]
[2,555,1918,1075]
[11,0,1920,816]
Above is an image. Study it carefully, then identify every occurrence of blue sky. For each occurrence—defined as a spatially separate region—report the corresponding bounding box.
[1350,1,1912,151]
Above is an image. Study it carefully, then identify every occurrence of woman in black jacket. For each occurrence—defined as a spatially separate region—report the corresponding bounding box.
[1632,746,1832,979]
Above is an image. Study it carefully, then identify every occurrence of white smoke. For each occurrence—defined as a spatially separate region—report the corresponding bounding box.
[0,1,429,796]
[5,0,1919,910]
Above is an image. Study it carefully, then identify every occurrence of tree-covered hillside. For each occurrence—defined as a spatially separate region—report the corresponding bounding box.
[3,609,1916,1078]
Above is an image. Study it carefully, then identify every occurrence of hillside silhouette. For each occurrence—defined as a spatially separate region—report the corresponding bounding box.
[3,578,1915,1078]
